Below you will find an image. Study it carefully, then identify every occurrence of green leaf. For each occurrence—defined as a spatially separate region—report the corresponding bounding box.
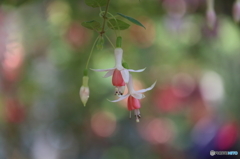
[117,13,146,29]
[107,19,130,30]
[84,0,108,8]
[81,20,101,31]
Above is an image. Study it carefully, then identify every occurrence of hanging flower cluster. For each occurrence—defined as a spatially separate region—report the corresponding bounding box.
[92,46,156,122]
[78,0,156,122]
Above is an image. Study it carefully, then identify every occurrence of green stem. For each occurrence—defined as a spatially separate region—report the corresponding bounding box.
[85,36,100,69]
[106,20,118,37]
[207,0,214,11]
[100,0,111,36]
[106,12,120,36]
[104,34,115,49]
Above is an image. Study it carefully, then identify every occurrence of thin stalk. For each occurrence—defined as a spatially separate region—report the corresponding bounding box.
[104,34,115,49]
[99,11,118,37]
[107,12,120,36]
[106,20,118,37]
[100,0,111,36]
[85,36,100,69]
[207,0,214,11]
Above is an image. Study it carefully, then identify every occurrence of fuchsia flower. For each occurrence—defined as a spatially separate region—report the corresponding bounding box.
[206,9,216,29]
[110,75,156,122]
[206,0,216,29]
[233,0,240,22]
[92,48,145,95]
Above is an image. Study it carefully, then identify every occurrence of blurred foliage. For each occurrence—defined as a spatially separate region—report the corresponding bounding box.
[0,0,240,159]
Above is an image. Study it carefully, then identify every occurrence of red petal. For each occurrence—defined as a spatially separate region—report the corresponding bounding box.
[127,96,141,111]
[112,69,125,86]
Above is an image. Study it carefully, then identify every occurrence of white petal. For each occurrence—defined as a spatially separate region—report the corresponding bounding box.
[131,93,144,99]
[108,94,129,102]
[91,68,115,72]
[127,75,135,93]
[79,86,90,106]
[136,81,157,93]
[103,70,114,78]
[128,68,146,72]
[121,69,129,83]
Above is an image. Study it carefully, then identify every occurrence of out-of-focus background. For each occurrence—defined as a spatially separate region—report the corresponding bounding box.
[0,0,240,159]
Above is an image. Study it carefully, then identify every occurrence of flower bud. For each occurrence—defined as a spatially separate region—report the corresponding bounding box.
[79,76,89,106]
[97,36,104,50]
[122,62,129,69]
[233,0,240,22]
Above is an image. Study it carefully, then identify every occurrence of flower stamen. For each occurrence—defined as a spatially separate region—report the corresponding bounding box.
[134,109,141,122]
[115,86,125,96]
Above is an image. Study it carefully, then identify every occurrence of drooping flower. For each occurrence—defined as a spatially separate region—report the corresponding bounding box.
[110,75,156,122]
[79,76,90,106]
[206,0,216,29]
[233,0,240,22]
[92,48,145,95]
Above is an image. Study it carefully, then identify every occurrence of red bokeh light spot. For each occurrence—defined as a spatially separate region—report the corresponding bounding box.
[65,22,91,49]
[91,111,117,138]
[216,122,238,150]
[5,98,25,123]
[154,87,182,112]
[139,118,175,145]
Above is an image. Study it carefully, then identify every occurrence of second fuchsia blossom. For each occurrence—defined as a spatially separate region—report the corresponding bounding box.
[92,48,145,95]
[110,75,156,122]
[233,0,240,22]
[206,0,216,29]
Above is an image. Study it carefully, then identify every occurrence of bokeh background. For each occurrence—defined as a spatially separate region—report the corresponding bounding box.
[0,0,240,159]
